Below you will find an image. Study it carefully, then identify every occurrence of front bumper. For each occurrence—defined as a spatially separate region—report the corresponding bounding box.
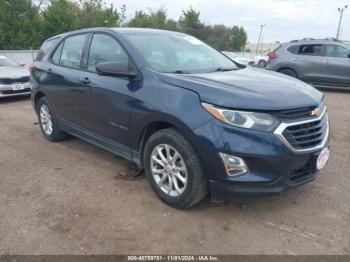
[192,117,329,202]
[0,83,31,98]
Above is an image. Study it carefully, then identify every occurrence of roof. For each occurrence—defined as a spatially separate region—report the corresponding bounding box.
[286,38,350,46]
[45,27,186,42]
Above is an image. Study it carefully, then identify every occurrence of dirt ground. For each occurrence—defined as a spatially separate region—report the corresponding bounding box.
[0,91,349,255]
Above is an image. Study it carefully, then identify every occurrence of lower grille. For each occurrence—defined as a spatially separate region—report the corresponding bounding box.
[1,88,31,95]
[274,108,329,152]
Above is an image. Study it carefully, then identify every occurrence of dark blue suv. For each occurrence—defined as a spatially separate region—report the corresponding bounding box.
[31,28,330,208]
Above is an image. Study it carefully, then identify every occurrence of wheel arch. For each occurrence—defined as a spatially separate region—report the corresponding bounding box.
[136,116,205,171]
[277,67,298,78]
[33,91,46,110]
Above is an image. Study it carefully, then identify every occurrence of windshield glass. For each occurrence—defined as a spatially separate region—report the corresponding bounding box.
[125,33,238,73]
[0,56,17,67]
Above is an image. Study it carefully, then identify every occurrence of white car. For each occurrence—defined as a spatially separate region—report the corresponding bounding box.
[253,55,269,67]
[0,55,31,98]
[222,51,254,66]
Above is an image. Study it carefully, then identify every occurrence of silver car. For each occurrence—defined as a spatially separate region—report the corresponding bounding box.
[0,55,31,98]
[266,38,350,88]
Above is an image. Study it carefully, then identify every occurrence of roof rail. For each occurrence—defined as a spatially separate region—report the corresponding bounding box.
[324,37,341,42]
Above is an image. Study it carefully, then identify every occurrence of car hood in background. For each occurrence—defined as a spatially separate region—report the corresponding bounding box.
[159,68,323,111]
[0,66,29,79]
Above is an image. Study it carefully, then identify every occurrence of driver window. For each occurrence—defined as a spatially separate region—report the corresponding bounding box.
[325,44,350,58]
[88,34,129,72]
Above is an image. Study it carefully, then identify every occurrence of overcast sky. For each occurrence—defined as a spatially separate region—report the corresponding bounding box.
[103,0,350,43]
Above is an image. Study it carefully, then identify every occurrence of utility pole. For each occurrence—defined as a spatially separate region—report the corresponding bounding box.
[256,24,266,54]
[336,5,348,39]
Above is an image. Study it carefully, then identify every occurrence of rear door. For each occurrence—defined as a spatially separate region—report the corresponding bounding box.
[291,44,323,82]
[320,44,350,85]
[45,33,92,128]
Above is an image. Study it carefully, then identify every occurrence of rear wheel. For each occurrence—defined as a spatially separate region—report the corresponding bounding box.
[37,97,67,142]
[143,128,208,209]
[279,68,297,78]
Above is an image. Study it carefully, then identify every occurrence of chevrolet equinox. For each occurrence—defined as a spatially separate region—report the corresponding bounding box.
[31,28,330,209]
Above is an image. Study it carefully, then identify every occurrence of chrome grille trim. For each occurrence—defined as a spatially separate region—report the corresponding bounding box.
[274,107,329,153]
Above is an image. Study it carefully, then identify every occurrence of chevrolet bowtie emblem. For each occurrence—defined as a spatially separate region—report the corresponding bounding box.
[311,107,321,117]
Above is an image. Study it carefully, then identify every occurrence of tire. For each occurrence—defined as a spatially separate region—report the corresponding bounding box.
[143,128,208,209]
[279,68,297,78]
[36,97,67,142]
[258,59,267,68]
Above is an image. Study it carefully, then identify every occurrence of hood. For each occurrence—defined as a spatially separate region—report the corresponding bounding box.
[0,66,29,79]
[159,67,323,111]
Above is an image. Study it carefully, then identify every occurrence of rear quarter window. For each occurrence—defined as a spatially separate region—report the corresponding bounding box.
[35,38,59,61]
[287,45,299,54]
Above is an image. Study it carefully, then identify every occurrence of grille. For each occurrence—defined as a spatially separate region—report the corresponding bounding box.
[0,76,30,84]
[273,106,315,121]
[273,102,326,122]
[282,113,328,150]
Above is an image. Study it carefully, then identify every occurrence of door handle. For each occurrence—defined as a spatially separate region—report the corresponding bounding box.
[322,60,329,63]
[79,77,91,85]
[291,58,300,61]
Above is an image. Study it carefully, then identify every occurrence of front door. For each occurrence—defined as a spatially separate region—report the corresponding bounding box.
[77,33,137,149]
[320,44,350,86]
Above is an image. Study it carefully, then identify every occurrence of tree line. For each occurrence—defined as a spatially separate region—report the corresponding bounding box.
[0,0,248,51]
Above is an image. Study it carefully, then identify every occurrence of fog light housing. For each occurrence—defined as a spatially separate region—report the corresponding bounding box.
[219,153,248,176]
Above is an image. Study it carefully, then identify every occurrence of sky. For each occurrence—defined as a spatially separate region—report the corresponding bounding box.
[103,0,350,43]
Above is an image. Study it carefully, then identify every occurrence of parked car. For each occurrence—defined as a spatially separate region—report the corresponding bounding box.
[254,55,269,67]
[0,55,31,98]
[31,28,330,209]
[222,51,254,66]
[266,38,350,87]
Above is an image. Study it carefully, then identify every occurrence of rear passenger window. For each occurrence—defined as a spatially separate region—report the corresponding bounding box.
[59,34,87,69]
[297,44,322,56]
[87,34,129,72]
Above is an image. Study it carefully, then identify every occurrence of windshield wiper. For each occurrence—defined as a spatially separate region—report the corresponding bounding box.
[169,70,192,74]
[212,67,236,72]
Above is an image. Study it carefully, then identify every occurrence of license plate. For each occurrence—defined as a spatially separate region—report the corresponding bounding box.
[12,84,25,91]
[316,147,330,170]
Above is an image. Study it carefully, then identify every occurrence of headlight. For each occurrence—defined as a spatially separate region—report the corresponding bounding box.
[202,102,280,132]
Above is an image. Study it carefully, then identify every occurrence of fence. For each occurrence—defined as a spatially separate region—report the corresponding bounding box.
[0,50,38,68]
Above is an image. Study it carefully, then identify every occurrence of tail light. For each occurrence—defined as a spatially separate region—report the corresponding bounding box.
[29,64,34,75]
[268,52,278,60]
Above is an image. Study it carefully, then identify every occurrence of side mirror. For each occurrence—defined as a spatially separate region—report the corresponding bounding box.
[96,61,137,79]
[18,61,25,66]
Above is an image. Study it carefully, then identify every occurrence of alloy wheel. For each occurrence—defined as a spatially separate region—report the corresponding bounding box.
[150,144,188,197]
[40,104,53,136]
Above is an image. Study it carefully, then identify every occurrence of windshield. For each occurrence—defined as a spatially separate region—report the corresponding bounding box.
[0,56,17,67]
[125,33,238,73]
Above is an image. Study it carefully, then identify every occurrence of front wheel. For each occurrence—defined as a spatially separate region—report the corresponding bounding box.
[143,128,208,209]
